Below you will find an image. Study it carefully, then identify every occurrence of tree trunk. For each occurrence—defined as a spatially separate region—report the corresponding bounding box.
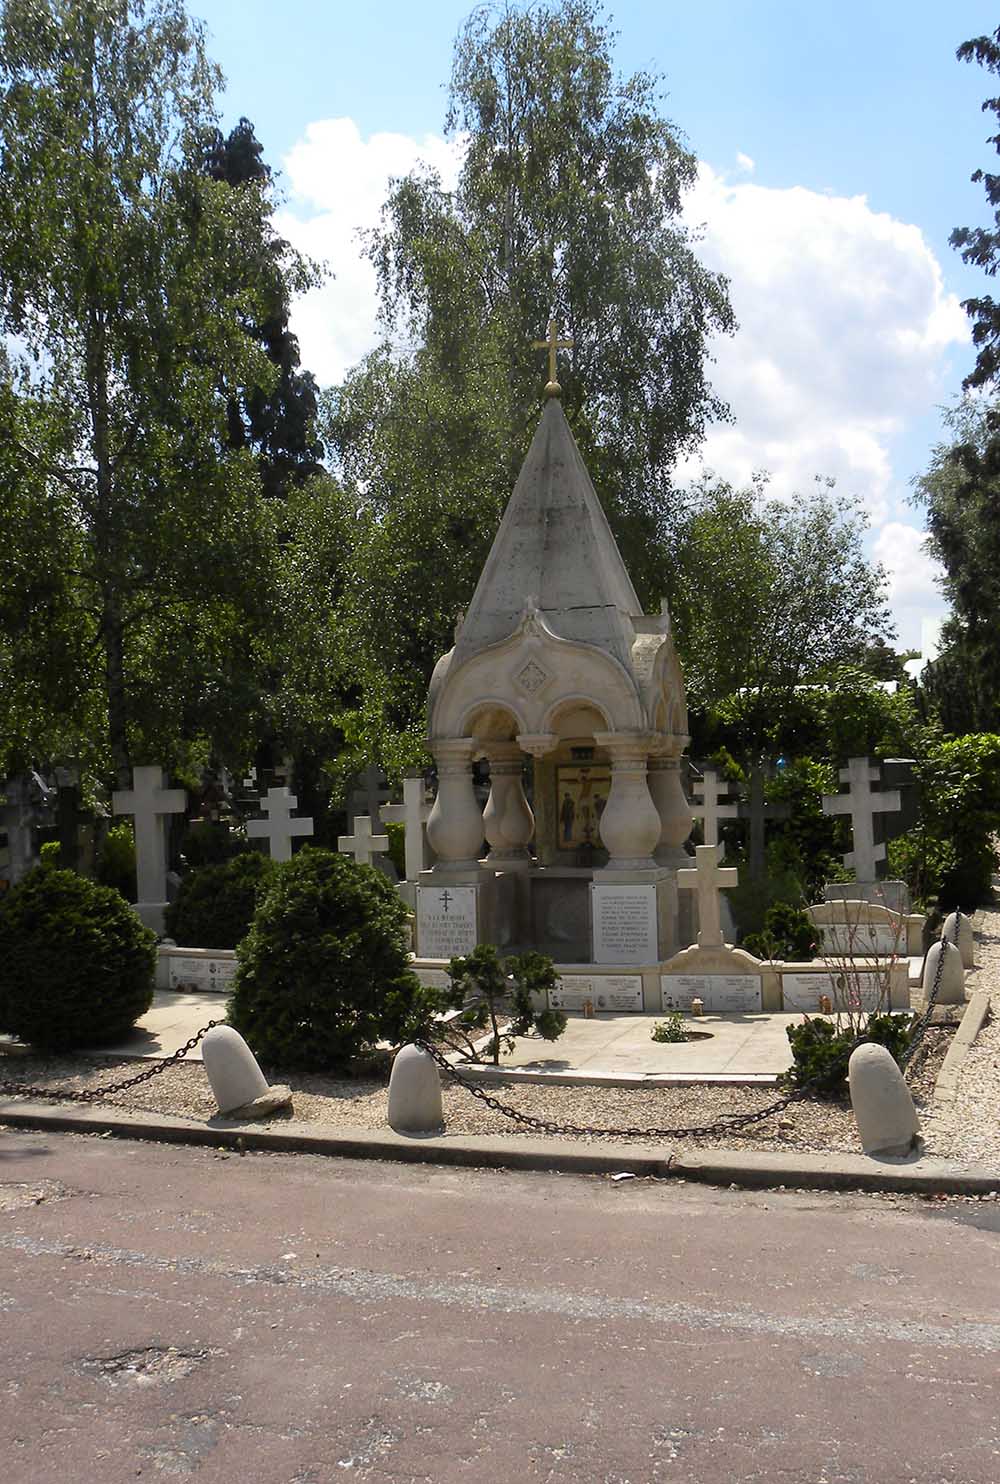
[102,591,131,790]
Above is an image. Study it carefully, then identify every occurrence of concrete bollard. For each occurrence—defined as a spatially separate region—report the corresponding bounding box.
[848,1043,920,1157]
[943,910,975,969]
[922,938,966,1006]
[202,1025,292,1118]
[388,1044,444,1135]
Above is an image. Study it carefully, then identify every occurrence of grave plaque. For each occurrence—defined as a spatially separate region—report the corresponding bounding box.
[817,923,898,957]
[417,885,478,959]
[167,955,238,995]
[661,973,762,1013]
[551,974,643,1013]
[591,883,658,964]
[781,970,883,1013]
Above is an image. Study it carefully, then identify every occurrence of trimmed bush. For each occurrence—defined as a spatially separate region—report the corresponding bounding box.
[781,1011,913,1098]
[165,851,276,949]
[228,847,433,1070]
[0,866,156,1049]
[743,902,817,962]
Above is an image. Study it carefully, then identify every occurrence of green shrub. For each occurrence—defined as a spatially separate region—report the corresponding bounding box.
[181,820,246,868]
[781,1011,913,1098]
[651,1012,687,1043]
[442,945,565,1064]
[228,847,433,1070]
[165,852,276,949]
[384,821,406,878]
[0,866,155,1048]
[96,820,137,901]
[743,902,817,962]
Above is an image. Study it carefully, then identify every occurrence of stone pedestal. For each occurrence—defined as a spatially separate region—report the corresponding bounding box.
[483,743,534,868]
[594,733,660,870]
[426,739,484,871]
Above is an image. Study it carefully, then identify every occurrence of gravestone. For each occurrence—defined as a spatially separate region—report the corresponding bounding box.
[112,766,186,934]
[822,757,901,882]
[690,766,740,850]
[677,844,738,949]
[379,778,432,880]
[590,882,659,964]
[0,775,39,885]
[416,883,478,958]
[247,786,314,862]
[736,765,790,879]
[338,814,389,867]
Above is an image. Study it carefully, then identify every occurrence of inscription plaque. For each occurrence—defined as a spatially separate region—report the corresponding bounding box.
[591,884,658,965]
[782,970,883,1013]
[661,973,762,1013]
[417,885,477,959]
[551,974,644,1013]
[167,955,238,995]
[817,923,899,957]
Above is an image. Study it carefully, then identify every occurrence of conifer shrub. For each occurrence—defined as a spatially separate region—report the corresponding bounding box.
[781,1012,912,1098]
[0,866,156,1048]
[165,851,275,949]
[228,847,433,1070]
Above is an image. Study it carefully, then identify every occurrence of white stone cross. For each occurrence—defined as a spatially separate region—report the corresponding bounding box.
[690,767,740,850]
[677,843,739,949]
[338,814,389,867]
[821,757,901,881]
[112,766,187,932]
[379,777,432,881]
[247,786,314,863]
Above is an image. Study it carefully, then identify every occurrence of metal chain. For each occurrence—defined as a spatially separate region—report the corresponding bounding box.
[418,917,959,1141]
[0,1020,224,1106]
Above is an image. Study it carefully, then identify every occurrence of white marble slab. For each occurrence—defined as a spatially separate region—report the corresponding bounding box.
[417,885,478,959]
[591,884,658,964]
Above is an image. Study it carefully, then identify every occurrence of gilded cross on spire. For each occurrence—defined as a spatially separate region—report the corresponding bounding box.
[532,318,573,399]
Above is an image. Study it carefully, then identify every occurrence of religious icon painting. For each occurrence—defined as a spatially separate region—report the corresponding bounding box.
[556,764,612,849]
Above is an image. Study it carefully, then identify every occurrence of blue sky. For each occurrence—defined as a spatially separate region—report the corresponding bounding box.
[194,1,1000,650]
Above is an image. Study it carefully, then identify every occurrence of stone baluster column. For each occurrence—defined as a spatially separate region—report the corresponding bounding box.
[594,733,661,870]
[426,738,485,871]
[648,738,693,868]
[482,743,534,868]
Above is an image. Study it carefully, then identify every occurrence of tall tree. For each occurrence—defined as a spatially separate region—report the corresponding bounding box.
[951,26,1000,389]
[0,0,316,784]
[328,0,735,763]
[197,116,325,500]
[668,476,894,755]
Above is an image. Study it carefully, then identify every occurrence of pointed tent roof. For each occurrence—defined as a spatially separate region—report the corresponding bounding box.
[453,398,642,672]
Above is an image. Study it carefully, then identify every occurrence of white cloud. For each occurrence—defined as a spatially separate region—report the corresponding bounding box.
[872,521,949,648]
[676,166,967,519]
[735,151,755,174]
[275,118,463,385]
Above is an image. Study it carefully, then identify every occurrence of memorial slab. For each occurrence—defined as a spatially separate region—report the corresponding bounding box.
[417,884,478,959]
[551,974,643,1013]
[591,883,659,964]
[661,973,762,1014]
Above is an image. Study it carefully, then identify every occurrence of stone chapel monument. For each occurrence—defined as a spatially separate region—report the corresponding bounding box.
[413,327,694,1008]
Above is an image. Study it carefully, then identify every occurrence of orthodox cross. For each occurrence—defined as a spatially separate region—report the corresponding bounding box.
[379,777,432,882]
[677,844,739,949]
[112,766,187,924]
[690,766,740,852]
[821,757,901,882]
[337,814,389,868]
[532,318,573,397]
[736,765,791,880]
[247,786,314,863]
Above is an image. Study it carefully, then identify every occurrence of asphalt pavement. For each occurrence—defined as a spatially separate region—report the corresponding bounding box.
[2,1128,999,1482]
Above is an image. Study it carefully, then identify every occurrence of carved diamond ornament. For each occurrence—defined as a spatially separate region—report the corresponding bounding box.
[514,659,550,695]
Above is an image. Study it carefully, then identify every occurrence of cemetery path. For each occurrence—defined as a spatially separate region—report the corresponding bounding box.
[2,1130,999,1483]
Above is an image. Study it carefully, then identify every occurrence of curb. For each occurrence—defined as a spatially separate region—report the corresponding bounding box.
[2,1098,999,1195]
[934,989,992,1103]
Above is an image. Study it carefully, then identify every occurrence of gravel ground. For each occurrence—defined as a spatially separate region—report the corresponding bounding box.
[0,1012,955,1158]
[920,898,1000,1165]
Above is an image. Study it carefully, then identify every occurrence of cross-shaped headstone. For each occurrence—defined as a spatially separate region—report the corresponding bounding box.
[247,786,314,863]
[112,766,187,930]
[379,777,432,882]
[677,844,739,949]
[690,767,740,851]
[821,757,902,881]
[338,814,389,867]
[737,765,791,879]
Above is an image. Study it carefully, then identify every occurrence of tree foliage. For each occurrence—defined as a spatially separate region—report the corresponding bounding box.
[670,476,894,751]
[326,0,735,763]
[0,0,318,784]
[951,26,1000,389]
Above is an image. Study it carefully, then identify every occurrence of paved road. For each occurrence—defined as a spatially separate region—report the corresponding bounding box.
[2,1129,999,1483]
